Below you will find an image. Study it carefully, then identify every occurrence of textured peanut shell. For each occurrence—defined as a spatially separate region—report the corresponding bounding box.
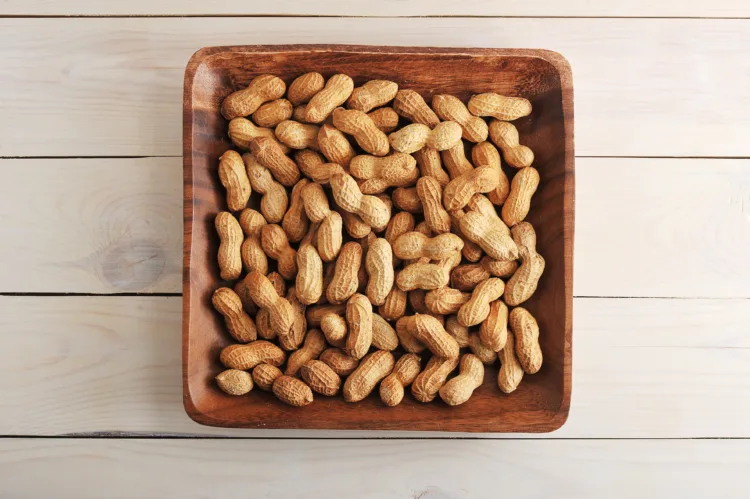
[216,369,254,396]
[273,375,314,406]
[249,136,301,187]
[347,80,398,112]
[241,237,268,275]
[504,222,545,306]
[371,313,399,351]
[215,211,243,281]
[445,315,470,348]
[295,149,346,184]
[392,187,423,214]
[432,94,488,143]
[338,209,372,238]
[498,330,524,393]
[395,316,426,354]
[393,232,463,261]
[439,354,484,406]
[380,353,421,406]
[305,74,354,123]
[221,74,286,120]
[488,120,534,168]
[321,313,347,348]
[343,350,395,402]
[510,307,543,374]
[252,364,283,391]
[388,122,462,154]
[282,179,311,243]
[411,355,459,403]
[218,150,252,212]
[481,256,519,278]
[275,120,320,151]
[261,224,297,280]
[288,72,325,105]
[365,238,394,306]
[285,329,327,376]
[425,287,471,315]
[368,107,400,133]
[306,303,347,327]
[502,167,540,227]
[255,309,275,340]
[450,263,490,291]
[244,272,295,337]
[471,141,509,205]
[252,98,293,128]
[295,243,324,305]
[416,176,450,234]
[468,93,532,121]
[220,341,286,370]
[345,293,373,359]
[318,211,343,262]
[318,124,355,167]
[442,166,502,212]
[393,90,440,127]
[396,262,449,291]
[326,242,362,304]
[319,348,360,376]
[330,173,390,230]
[228,117,290,153]
[350,152,419,194]
[407,314,460,359]
[480,300,509,352]
[468,333,497,365]
[332,107,389,157]
[243,153,288,223]
[457,278,505,327]
[301,360,342,396]
[212,287,257,343]
[378,280,408,321]
[414,147,450,187]
[459,211,518,261]
[442,142,474,179]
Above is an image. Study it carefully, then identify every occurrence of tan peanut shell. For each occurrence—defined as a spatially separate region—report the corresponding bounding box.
[442,166,502,211]
[371,313,399,351]
[320,347,359,376]
[273,375,314,406]
[332,107,390,156]
[222,74,286,120]
[445,315,470,348]
[468,93,532,121]
[396,262,449,291]
[412,355,459,403]
[234,278,258,315]
[301,360,341,396]
[480,300,508,352]
[286,329,327,376]
[481,255,519,278]
[249,136,301,187]
[504,222,545,306]
[261,224,297,280]
[343,350,395,402]
[471,141,509,205]
[255,309,274,340]
[380,353,421,406]
[318,124,355,167]
[457,278,505,327]
[301,182,333,223]
[425,287,471,315]
[345,293,373,359]
[414,147,450,187]
[502,167,540,227]
[488,120,534,168]
[459,211,518,261]
[281,287,307,350]
[498,330,524,393]
[406,314,460,359]
[379,280,408,321]
[385,211,415,263]
[347,80,399,112]
[252,363,282,391]
[295,149,346,184]
[416,176,450,234]
[350,152,419,194]
[282,179,310,243]
[510,306,543,374]
[392,187,423,214]
[218,150,252,212]
[321,313,347,348]
[317,212,343,262]
[306,303,346,327]
[442,142,474,179]
[395,317,426,354]
[216,369,254,396]
[365,238,394,306]
[212,287,257,343]
[330,173,390,230]
[253,98,293,128]
[439,354,484,406]
[450,263,490,291]
[448,209,484,263]
[393,90,440,127]
[243,153,288,224]
[244,271,295,337]
[368,107,400,133]
[393,232,463,261]
[215,211,243,281]
[220,341,286,370]
[296,242,324,305]
[432,94,488,143]
[388,122,463,154]
[468,333,497,365]
[338,208,371,238]
[275,120,320,151]
[305,74,354,123]
[228,117,290,154]
[288,72,325,105]
[324,241,361,304]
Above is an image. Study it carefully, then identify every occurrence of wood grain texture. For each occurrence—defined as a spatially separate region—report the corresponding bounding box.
[1,296,748,437]
[2,157,748,297]
[0,438,748,498]
[183,45,573,432]
[1,18,749,157]
[3,0,748,17]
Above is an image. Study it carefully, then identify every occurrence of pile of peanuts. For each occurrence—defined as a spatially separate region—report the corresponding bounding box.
[212,73,544,407]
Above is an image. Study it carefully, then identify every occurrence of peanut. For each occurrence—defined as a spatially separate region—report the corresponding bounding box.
[405,314,460,359]
[318,124,355,167]
[459,211,518,261]
[273,375,314,406]
[249,136,301,187]
[445,315,470,347]
[425,287,471,315]
[275,120,320,151]
[347,80,398,112]
[218,150,252,212]
[286,328,327,376]
[388,122,463,154]
[294,149,346,184]
[256,309,274,340]
[442,142,474,179]
[260,224,297,280]
[368,107,399,133]
[327,242,362,304]
[332,107,389,156]
[300,183,343,262]
[393,232,463,261]
[215,211,243,281]
[380,353,421,406]
[343,350,395,402]
[228,117,290,154]
[320,312,347,348]
[479,300,508,352]
[471,141,509,205]
[338,208,372,238]
[501,167,540,227]
[243,153,288,223]
[253,98,293,128]
[468,333,497,365]
[285,288,307,349]
[468,93,532,122]
[288,72,325,106]
[365,238,394,306]
[414,147,450,187]
[320,347,359,376]
[432,94,488,143]
[234,278,258,315]
[350,153,419,194]
[222,74,286,120]
[293,105,308,123]
[356,232,377,294]
[282,179,310,243]
[296,225,324,305]
[396,262,449,291]
[330,173,390,230]
[212,287,257,343]
[385,211,415,266]
[305,74,354,123]
[442,166,502,211]
[488,120,534,168]
[252,363,282,391]
[450,263,490,291]
[416,176,450,234]
[220,340,286,370]
[504,222,545,306]
[372,313,399,351]
[439,354,484,406]
[301,360,341,396]
[498,330,524,393]
[238,208,269,275]
[457,278,505,327]
[412,355,459,403]
[306,303,346,327]
[393,90,439,127]
[395,316,426,354]
[216,369,254,396]
[448,209,484,263]
[510,306,542,374]
[345,293,373,360]
[466,193,501,222]
[245,271,295,337]
[378,279,408,321]
[392,187,423,214]
[481,255,519,278]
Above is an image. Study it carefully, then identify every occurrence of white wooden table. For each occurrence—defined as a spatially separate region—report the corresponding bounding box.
[1,3,749,497]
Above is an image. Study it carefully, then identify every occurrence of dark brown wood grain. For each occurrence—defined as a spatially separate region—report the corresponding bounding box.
[183,45,574,432]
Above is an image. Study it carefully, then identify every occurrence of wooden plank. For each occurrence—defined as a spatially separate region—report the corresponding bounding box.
[3,157,749,297]
[1,295,748,437]
[0,438,748,498]
[1,18,749,157]
[2,0,749,17]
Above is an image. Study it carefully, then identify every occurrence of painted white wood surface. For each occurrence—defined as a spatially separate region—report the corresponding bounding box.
[1,295,747,438]
[2,0,749,17]
[1,18,749,157]
[0,438,748,499]
[2,157,749,297]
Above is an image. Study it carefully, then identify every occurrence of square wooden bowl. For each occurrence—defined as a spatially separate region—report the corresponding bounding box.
[183,45,574,432]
